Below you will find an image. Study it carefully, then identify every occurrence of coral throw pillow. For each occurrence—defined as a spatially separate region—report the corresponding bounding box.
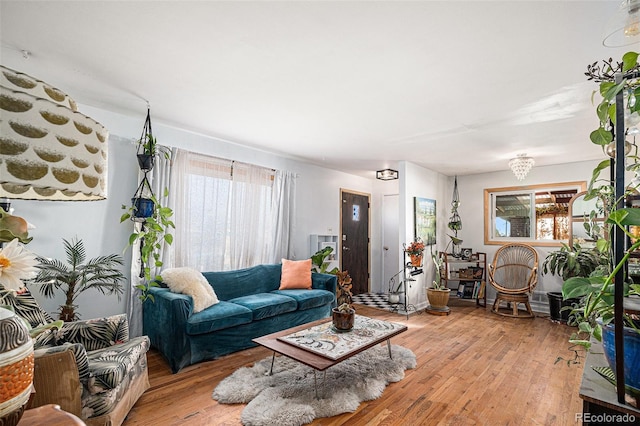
[161,267,219,313]
[279,258,312,290]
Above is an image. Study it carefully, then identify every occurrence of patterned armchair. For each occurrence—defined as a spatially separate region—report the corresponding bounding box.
[4,289,150,426]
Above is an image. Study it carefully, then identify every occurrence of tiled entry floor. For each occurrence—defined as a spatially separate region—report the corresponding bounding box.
[351,293,393,310]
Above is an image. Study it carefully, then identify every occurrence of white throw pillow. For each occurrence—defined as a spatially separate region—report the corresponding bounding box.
[160,267,219,313]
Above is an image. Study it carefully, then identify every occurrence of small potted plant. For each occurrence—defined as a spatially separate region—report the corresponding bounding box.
[404,239,425,267]
[332,270,355,331]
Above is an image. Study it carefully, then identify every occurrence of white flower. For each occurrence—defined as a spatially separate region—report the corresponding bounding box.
[0,238,38,292]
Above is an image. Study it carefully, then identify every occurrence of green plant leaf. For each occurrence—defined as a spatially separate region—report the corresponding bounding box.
[589,128,612,146]
[622,51,639,72]
[601,81,626,102]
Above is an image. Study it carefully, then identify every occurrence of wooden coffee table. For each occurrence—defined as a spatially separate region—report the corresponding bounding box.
[253,315,407,397]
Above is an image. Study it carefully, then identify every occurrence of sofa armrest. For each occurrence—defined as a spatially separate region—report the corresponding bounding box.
[312,272,337,296]
[56,314,129,351]
[31,346,83,417]
[143,287,193,373]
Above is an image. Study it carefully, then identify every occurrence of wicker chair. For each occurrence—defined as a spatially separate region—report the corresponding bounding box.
[488,243,538,318]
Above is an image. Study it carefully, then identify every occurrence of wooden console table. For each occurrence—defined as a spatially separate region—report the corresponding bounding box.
[579,341,639,425]
[20,404,85,426]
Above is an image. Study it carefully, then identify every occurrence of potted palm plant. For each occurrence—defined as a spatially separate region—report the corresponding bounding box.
[32,238,125,321]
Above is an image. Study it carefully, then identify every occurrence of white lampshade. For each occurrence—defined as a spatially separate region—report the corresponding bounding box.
[0,66,108,201]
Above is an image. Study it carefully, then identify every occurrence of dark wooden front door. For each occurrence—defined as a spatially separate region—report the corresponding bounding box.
[340,190,370,295]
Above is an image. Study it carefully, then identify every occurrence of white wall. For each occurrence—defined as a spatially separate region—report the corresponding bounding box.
[16,105,379,319]
[13,101,599,319]
[455,159,601,312]
[399,161,449,311]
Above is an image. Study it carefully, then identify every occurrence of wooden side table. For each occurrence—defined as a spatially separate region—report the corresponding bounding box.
[20,404,85,426]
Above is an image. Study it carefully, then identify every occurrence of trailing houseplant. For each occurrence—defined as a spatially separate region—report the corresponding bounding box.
[121,188,175,302]
[32,238,125,321]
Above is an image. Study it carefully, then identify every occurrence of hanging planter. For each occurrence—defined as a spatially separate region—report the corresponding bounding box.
[131,197,154,221]
[128,175,155,222]
[137,153,155,171]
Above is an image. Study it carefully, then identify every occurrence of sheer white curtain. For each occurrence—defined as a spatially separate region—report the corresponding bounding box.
[171,149,296,271]
[128,145,175,337]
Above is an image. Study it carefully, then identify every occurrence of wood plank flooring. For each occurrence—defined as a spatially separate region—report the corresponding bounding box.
[124,301,585,425]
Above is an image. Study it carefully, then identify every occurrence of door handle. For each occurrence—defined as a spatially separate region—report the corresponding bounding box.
[343,246,350,251]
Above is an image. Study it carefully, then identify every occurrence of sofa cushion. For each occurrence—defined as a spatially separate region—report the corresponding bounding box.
[186,301,253,335]
[161,267,219,313]
[228,293,297,320]
[85,336,150,395]
[270,289,335,311]
[279,258,312,289]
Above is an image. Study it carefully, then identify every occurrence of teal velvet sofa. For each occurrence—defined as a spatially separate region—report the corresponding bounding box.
[143,264,337,373]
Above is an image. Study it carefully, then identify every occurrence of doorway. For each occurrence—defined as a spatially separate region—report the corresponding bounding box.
[340,189,370,295]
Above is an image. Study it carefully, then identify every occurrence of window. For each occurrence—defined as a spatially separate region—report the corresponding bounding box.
[484,181,586,246]
[173,150,295,270]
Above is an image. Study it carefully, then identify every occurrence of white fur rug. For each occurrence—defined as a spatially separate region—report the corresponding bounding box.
[212,344,416,426]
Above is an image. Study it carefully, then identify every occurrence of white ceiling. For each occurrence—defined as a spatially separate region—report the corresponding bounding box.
[0,1,636,178]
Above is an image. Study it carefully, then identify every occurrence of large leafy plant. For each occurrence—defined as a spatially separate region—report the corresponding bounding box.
[33,238,125,321]
[542,243,607,281]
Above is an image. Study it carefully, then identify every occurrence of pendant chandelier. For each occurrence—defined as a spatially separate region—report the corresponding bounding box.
[509,154,535,181]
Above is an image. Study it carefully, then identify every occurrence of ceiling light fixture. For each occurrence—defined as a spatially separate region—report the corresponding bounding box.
[376,169,398,181]
[509,154,535,181]
[0,66,109,202]
[603,0,640,47]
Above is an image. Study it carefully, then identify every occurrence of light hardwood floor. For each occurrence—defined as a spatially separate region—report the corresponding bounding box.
[124,301,584,425]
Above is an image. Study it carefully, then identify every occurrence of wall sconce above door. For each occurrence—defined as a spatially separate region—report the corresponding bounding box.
[376,169,398,180]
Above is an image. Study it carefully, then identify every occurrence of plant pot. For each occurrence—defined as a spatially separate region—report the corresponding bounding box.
[137,153,155,171]
[427,288,450,310]
[601,322,640,393]
[131,197,154,221]
[388,292,401,304]
[332,307,355,331]
[409,254,423,267]
[547,292,579,323]
[0,308,34,426]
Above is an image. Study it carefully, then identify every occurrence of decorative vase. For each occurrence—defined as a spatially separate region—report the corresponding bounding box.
[0,307,34,426]
[409,254,422,267]
[427,288,451,310]
[601,322,640,395]
[332,307,355,331]
[388,292,401,304]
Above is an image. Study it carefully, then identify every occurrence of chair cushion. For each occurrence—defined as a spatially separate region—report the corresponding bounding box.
[270,289,335,310]
[56,314,129,351]
[228,293,297,320]
[2,287,54,327]
[186,301,253,335]
[85,336,150,395]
